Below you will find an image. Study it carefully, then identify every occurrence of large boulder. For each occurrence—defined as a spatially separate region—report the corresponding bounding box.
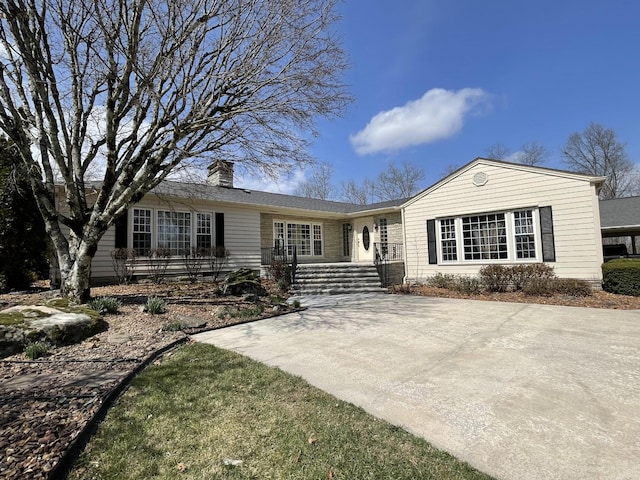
[223,268,267,296]
[0,305,106,358]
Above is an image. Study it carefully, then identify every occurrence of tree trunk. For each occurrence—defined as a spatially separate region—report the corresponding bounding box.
[60,259,92,304]
[57,235,99,304]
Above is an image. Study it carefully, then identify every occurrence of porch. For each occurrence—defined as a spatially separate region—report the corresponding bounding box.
[260,242,405,292]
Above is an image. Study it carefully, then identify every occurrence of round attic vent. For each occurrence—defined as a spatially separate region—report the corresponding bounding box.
[473,171,488,186]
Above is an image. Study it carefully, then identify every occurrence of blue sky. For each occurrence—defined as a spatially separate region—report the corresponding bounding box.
[239,0,640,195]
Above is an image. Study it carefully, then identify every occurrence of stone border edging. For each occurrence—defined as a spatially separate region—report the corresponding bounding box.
[49,335,190,480]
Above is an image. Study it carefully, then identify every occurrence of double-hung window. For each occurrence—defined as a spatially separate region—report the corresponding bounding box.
[513,210,536,259]
[440,218,457,261]
[132,208,152,256]
[196,213,213,249]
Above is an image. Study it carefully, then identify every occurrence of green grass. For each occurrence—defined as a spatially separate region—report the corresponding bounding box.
[70,343,493,480]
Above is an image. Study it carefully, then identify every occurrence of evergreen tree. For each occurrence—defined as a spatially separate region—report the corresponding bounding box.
[0,138,48,291]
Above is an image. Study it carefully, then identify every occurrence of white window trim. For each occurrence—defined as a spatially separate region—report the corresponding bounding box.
[273,220,324,257]
[437,208,539,264]
[129,208,216,254]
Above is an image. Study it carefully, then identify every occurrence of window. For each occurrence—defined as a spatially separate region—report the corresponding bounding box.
[342,224,351,257]
[440,218,457,261]
[462,213,508,260]
[196,213,212,249]
[132,208,152,255]
[287,223,311,255]
[313,225,323,256]
[378,218,388,256]
[274,221,323,257]
[514,210,536,259]
[437,209,540,263]
[157,211,191,255]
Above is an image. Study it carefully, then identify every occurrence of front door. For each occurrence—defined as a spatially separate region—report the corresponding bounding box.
[354,217,374,263]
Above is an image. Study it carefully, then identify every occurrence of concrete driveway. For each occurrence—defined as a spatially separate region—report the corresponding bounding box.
[192,294,640,480]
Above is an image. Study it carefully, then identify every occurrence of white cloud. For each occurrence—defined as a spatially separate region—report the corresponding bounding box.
[235,168,306,194]
[350,88,491,155]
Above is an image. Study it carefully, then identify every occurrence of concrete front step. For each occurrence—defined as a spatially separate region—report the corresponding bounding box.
[292,263,385,295]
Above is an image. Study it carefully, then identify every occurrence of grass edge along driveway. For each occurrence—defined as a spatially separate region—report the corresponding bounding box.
[70,343,493,480]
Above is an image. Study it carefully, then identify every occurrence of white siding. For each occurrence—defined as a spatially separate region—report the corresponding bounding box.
[92,196,261,282]
[403,162,604,283]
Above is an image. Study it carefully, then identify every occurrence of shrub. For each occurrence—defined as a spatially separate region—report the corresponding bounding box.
[453,276,484,295]
[553,278,592,297]
[268,258,293,291]
[512,263,555,290]
[111,248,136,284]
[146,297,167,314]
[427,272,457,289]
[479,265,511,292]
[522,277,556,296]
[206,246,230,280]
[291,299,301,309]
[89,296,121,315]
[183,247,205,282]
[602,258,640,296]
[147,248,171,284]
[24,341,49,359]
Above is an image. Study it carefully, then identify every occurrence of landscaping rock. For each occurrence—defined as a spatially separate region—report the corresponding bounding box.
[222,268,267,296]
[107,333,133,344]
[0,306,106,358]
[172,315,207,329]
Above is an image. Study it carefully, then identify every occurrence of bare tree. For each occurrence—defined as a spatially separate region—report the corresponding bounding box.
[485,143,511,160]
[0,0,349,301]
[376,161,424,200]
[486,142,548,166]
[340,178,376,205]
[517,142,549,166]
[294,162,335,200]
[562,123,634,199]
[441,163,461,177]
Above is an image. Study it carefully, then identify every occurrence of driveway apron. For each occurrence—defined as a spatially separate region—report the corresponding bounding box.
[192,294,640,480]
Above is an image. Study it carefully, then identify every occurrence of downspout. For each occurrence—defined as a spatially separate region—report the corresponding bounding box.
[401,206,409,284]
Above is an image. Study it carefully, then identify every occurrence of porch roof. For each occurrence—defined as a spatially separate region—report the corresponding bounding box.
[151,181,408,216]
[600,196,640,236]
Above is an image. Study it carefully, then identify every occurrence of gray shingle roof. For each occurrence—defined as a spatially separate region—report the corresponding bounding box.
[150,181,407,215]
[600,197,640,229]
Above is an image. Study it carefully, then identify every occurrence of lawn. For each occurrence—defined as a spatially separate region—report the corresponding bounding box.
[69,342,493,480]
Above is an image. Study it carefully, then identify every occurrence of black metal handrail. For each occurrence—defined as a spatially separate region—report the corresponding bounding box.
[374,242,404,263]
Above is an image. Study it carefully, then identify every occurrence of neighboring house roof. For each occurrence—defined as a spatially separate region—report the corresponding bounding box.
[600,196,640,233]
[401,157,607,209]
[150,181,408,216]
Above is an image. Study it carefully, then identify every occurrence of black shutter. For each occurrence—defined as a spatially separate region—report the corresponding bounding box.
[114,211,128,249]
[215,212,225,247]
[539,206,556,262]
[426,219,437,265]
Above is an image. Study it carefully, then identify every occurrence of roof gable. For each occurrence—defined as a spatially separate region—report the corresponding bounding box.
[401,157,606,208]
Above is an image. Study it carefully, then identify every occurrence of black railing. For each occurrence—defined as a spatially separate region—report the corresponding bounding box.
[374,243,404,287]
[374,242,404,263]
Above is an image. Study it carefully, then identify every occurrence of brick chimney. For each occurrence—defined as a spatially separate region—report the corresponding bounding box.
[207,160,234,188]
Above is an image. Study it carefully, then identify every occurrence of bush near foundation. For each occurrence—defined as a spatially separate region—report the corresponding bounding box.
[602,258,640,296]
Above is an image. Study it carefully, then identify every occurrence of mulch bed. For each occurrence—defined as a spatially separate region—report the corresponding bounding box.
[0,281,295,480]
[1,281,638,479]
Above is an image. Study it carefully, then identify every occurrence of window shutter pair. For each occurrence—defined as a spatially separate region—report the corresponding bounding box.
[114,210,225,248]
[425,207,556,264]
